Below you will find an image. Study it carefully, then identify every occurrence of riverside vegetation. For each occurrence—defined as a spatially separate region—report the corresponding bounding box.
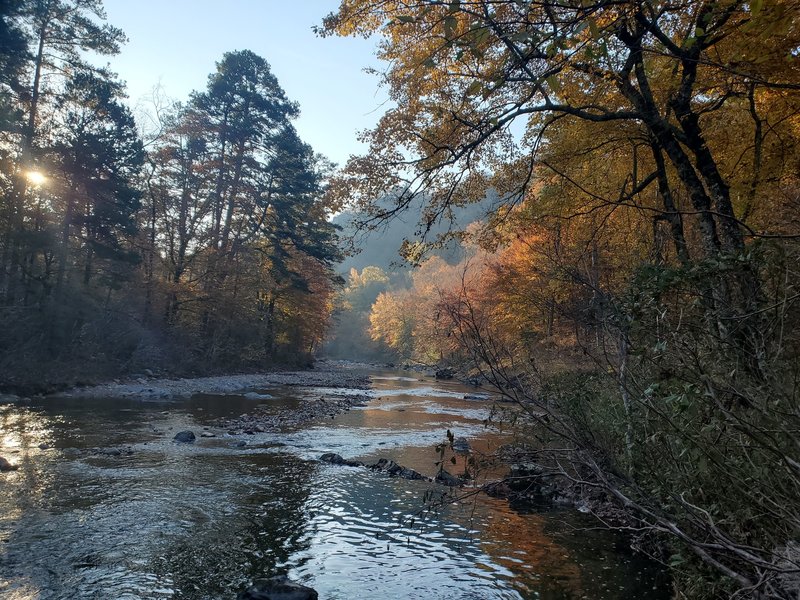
[320,1,800,598]
[1,1,799,598]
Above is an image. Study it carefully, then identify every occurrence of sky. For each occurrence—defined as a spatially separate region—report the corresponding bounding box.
[101,0,389,167]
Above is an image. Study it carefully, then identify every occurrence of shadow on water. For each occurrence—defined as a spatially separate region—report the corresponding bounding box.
[0,368,670,599]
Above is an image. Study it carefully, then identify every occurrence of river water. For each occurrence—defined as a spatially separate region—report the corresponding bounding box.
[0,368,669,599]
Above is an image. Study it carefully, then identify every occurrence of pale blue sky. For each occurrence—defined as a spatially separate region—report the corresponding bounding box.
[102,0,388,167]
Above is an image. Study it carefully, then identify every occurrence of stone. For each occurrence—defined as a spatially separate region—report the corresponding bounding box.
[0,457,18,472]
[369,458,429,481]
[237,575,318,600]
[243,392,273,400]
[451,437,471,453]
[200,431,216,438]
[435,367,456,380]
[96,447,134,456]
[173,431,196,443]
[483,481,513,498]
[435,470,462,487]
[319,453,363,468]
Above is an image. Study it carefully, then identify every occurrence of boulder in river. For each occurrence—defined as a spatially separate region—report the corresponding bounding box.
[369,458,430,481]
[452,437,471,453]
[237,575,318,600]
[319,453,364,468]
[173,431,196,443]
[483,480,514,498]
[435,367,456,380]
[435,469,462,487]
[243,392,273,400]
[0,457,19,472]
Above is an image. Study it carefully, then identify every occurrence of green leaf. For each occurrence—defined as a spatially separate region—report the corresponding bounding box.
[444,15,457,39]
[668,553,686,566]
[751,0,763,16]
[472,26,490,45]
[589,19,600,40]
[465,80,483,96]
[545,75,561,94]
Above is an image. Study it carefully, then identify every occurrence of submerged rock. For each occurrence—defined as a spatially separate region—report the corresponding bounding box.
[435,367,456,380]
[483,480,513,498]
[451,437,471,453]
[95,447,134,457]
[369,458,430,481]
[243,392,273,400]
[0,457,18,472]
[237,575,318,600]
[435,470,462,487]
[173,431,196,443]
[319,453,363,467]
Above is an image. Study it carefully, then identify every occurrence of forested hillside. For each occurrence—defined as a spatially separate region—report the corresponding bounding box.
[322,1,800,597]
[0,1,341,390]
[2,1,800,595]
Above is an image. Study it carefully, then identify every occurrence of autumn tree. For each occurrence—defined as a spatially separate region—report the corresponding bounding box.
[324,1,800,595]
[142,51,342,366]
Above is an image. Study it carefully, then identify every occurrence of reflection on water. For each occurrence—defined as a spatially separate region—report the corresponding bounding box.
[0,370,669,599]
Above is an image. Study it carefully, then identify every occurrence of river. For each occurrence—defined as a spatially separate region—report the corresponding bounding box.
[0,366,670,599]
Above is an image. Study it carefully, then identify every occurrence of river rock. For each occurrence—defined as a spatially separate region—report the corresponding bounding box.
[96,447,134,456]
[435,470,462,487]
[452,437,471,453]
[483,480,513,498]
[173,431,196,443]
[369,458,429,481]
[243,392,273,400]
[237,575,318,600]
[0,457,18,472]
[435,367,455,380]
[319,453,363,468]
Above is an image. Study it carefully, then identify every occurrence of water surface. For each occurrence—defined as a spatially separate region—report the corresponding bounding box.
[0,368,669,599]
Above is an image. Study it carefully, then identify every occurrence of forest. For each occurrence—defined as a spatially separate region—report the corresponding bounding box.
[321,1,800,597]
[0,1,342,389]
[1,0,800,598]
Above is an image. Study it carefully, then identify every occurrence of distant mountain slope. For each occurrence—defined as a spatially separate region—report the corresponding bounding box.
[332,192,499,274]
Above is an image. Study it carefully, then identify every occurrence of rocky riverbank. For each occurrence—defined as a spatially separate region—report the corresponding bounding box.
[47,364,370,402]
[215,391,371,433]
